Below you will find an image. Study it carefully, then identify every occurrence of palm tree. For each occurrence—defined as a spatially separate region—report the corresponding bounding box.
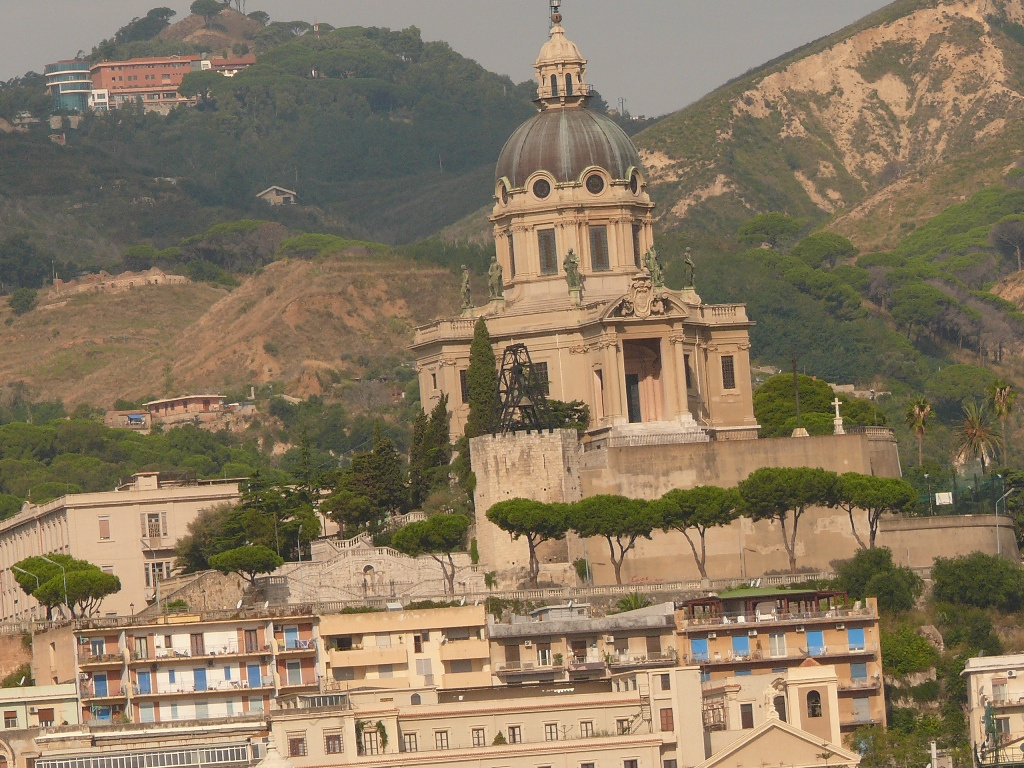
[905,397,932,466]
[987,380,1017,463]
[954,400,1003,475]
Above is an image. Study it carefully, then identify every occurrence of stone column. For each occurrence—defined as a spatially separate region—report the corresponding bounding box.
[600,337,625,424]
[667,333,689,421]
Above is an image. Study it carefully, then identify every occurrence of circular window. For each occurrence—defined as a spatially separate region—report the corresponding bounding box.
[629,173,639,195]
[533,178,551,199]
[499,183,509,205]
[585,174,605,194]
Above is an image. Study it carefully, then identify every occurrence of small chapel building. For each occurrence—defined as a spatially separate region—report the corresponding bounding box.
[412,9,759,444]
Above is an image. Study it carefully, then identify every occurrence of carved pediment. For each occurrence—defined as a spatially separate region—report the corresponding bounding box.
[602,273,690,320]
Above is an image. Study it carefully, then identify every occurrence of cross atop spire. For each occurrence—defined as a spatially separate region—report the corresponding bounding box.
[535,0,589,108]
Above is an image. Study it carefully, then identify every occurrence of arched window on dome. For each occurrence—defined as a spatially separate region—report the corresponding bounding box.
[565,74,573,96]
[550,74,559,97]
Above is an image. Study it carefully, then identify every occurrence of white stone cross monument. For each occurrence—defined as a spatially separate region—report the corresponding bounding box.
[832,397,845,435]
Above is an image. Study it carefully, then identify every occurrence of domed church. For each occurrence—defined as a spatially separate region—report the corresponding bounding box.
[412,5,759,443]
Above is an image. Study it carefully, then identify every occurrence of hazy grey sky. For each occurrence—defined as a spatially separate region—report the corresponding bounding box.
[4,1,893,116]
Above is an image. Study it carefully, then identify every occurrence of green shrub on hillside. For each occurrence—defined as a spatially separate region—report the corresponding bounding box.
[932,552,1024,611]
[881,624,939,677]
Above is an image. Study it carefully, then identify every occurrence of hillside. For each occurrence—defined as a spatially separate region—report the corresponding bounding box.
[0,249,459,407]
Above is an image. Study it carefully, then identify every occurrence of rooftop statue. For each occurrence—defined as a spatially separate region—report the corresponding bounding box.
[488,256,504,300]
[684,247,696,288]
[644,247,664,289]
[563,249,582,291]
[460,265,472,310]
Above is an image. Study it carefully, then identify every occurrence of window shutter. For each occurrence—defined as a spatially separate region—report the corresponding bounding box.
[161,511,168,536]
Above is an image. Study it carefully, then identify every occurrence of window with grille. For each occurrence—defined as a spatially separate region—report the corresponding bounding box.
[544,723,559,741]
[721,356,736,390]
[287,735,307,757]
[324,732,343,754]
[589,225,610,271]
[434,731,449,750]
[660,707,674,731]
[532,362,550,396]
[402,733,417,752]
[538,230,557,275]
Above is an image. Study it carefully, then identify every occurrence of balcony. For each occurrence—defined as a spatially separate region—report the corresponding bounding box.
[495,660,564,677]
[840,715,882,728]
[131,677,274,696]
[608,650,678,668]
[439,638,489,662]
[839,677,882,692]
[144,644,273,663]
[79,683,126,700]
[328,645,406,668]
[278,675,318,691]
[78,652,125,668]
[276,638,316,654]
[678,606,875,630]
[685,643,877,666]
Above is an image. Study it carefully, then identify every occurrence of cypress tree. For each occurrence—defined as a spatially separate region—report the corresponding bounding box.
[465,318,497,438]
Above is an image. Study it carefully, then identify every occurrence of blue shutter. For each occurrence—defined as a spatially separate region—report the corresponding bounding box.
[690,638,709,661]
[193,668,207,691]
[807,631,825,656]
[137,671,151,695]
[731,635,750,658]
[847,627,866,651]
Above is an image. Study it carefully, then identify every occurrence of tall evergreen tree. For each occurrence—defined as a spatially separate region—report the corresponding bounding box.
[465,318,497,438]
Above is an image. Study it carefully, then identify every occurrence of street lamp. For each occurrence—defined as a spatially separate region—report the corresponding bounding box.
[39,556,68,619]
[995,487,1018,558]
[12,565,41,619]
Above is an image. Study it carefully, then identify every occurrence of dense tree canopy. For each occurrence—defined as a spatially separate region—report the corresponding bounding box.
[13,554,121,617]
[932,551,1024,611]
[568,495,658,585]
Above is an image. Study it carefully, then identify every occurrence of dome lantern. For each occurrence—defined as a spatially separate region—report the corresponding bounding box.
[534,3,589,108]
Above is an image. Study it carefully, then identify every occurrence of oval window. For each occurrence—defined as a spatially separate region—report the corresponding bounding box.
[586,174,605,194]
[629,173,639,195]
[533,179,551,199]
[500,183,509,205]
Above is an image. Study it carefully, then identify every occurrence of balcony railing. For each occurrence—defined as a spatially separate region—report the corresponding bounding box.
[79,684,126,699]
[679,606,875,629]
[839,677,882,691]
[276,638,315,652]
[608,651,678,667]
[496,661,564,673]
[79,652,124,665]
[685,643,877,665]
[132,677,274,695]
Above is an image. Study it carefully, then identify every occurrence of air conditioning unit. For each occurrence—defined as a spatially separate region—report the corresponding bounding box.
[796,626,806,633]
[604,636,615,643]
[748,630,758,637]
[1009,671,1018,679]
[836,623,845,630]
[28,707,37,714]
[524,640,533,648]
[708,633,717,639]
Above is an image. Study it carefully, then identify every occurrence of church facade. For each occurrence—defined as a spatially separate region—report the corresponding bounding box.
[412,10,759,444]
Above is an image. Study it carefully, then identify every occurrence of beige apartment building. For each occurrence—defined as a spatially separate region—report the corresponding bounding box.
[675,588,884,734]
[319,605,491,691]
[963,652,1024,767]
[488,602,677,685]
[32,611,319,725]
[0,473,241,621]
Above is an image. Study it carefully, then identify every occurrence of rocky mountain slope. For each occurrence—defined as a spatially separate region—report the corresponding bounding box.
[0,250,459,407]
[636,0,1024,252]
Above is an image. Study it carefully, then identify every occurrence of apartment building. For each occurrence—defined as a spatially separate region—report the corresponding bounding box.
[675,588,884,734]
[963,653,1024,768]
[0,684,78,732]
[0,473,241,621]
[488,602,678,686]
[31,611,319,726]
[320,605,491,691]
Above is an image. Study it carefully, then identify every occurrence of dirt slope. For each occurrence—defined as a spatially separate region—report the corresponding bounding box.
[0,251,458,407]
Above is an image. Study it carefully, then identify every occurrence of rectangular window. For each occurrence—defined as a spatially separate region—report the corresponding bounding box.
[852,696,871,722]
[850,662,868,681]
[224,666,231,680]
[624,761,639,768]
[459,370,469,404]
[325,732,344,754]
[847,627,866,651]
[632,223,643,268]
[378,664,393,679]
[195,702,208,719]
[582,764,596,768]
[664,761,678,768]
[721,355,736,390]
[806,630,826,656]
[532,361,551,396]
[731,634,750,658]
[402,733,417,752]
[363,730,380,755]
[3,711,16,728]
[508,232,516,278]
[580,720,594,738]
[98,517,110,540]
[449,659,473,674]
[434,731,449,750]
[589,225,610,271]
[36,708,55,727]
[545,723,559,741]
[997,717,1011,735]
[690,637,709,662]
[538,229,557,275]
[617,718,630,735]
[226,700,234,716]
[507,725,522,744]
[288,735,307,757]
[740,703,754,729]
[286,660,303,685]
[472,728,486,747]
[660,707,674,731]
[769,633,786,658]
[139,703,155,723]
